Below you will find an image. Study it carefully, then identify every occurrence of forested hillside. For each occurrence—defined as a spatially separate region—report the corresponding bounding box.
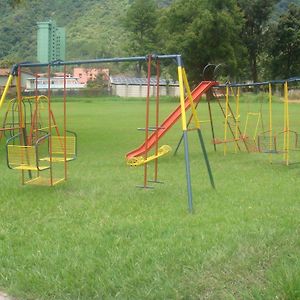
[0,0,300,82]
[0,0,131,62]
[276,0,300,13]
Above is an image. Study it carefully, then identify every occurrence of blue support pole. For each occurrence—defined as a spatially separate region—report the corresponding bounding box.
[197,129,215,189]
[183,130,193,213]
[174,133,184,155]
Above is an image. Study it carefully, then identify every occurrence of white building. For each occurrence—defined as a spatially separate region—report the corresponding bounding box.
[25,76,86,91]
[110,76,179,98]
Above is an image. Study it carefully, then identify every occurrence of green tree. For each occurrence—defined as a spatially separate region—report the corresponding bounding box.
[275,0,300,15]
[123,0,159,76]
[0,58,17,68]
[86,74,109,96]
[158,0,246,84]
[237,0,279,82]
[9,0,22,7]
[268,3,300,78]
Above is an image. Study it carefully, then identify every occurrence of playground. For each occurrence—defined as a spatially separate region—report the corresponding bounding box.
[0,98,299,299]
[0,56,299,299]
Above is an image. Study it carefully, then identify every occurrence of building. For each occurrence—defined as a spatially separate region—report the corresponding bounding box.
[37,20,65,63]
[109,76,180,98]
[25,76,86,92]
[0,69,10,90]
[0,68,33,93]
[73,67,110,84]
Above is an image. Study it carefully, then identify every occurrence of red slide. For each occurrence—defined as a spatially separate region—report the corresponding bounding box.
[126,81,218,159]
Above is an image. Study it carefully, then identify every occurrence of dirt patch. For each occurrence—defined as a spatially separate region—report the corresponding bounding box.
[288,99,300,103]
[0,292,14,300]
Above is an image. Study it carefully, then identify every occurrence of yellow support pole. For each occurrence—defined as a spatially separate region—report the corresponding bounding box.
[182,68,200,128]
[0,74,14,112]
[224,85,229,155]
[177,66,187,131]
[268,83,273,163]
[243,112,260,142]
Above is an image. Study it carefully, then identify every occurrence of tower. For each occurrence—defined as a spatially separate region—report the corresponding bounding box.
[37,20,65,63]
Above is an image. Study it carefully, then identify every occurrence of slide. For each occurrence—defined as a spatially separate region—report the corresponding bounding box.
[126,81,218,160]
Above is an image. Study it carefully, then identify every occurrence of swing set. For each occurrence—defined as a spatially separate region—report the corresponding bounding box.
[2,55,299,211]
[0,65,77,185]
[171,62,300,166]
[0,54,218,213]
[212,78,300,165]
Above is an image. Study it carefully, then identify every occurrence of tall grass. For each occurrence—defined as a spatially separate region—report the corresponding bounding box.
[0,97,299,299]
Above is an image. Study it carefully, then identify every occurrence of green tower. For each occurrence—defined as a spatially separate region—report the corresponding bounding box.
[37,20,65,63]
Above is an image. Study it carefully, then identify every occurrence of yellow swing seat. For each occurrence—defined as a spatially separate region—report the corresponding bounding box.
[12,164,49,171]
[39,131,77,163]
[6,144,50,171]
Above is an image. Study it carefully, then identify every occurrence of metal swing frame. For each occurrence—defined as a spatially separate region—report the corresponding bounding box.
[0,54,216,212]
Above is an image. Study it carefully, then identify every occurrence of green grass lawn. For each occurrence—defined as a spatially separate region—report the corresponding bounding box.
[0,96,299,299]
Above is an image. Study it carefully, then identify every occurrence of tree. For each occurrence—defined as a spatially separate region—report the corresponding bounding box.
[237,0,279,82]
[86,74,109,96]
[158,0,246,84]
[268,3,300,78]
[9,0,22,7]
[0,58,16,68]
[123,0,159,76]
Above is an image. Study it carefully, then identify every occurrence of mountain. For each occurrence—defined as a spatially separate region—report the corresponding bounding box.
[0,0,299,66]
[0,0,176,65]
[0,0,132,64]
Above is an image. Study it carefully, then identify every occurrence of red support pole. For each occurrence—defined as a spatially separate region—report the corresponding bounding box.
[154,59,160,182]
[17,66,24,184]
[17,66,23,137]
[143,55,152,187]
[29,72,39,145]
[63,65,67,180]
[47,65,53,186]
[35,72,38,132]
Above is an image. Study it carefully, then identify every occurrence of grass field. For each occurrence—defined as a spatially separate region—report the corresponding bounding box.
[0,96,299,299]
